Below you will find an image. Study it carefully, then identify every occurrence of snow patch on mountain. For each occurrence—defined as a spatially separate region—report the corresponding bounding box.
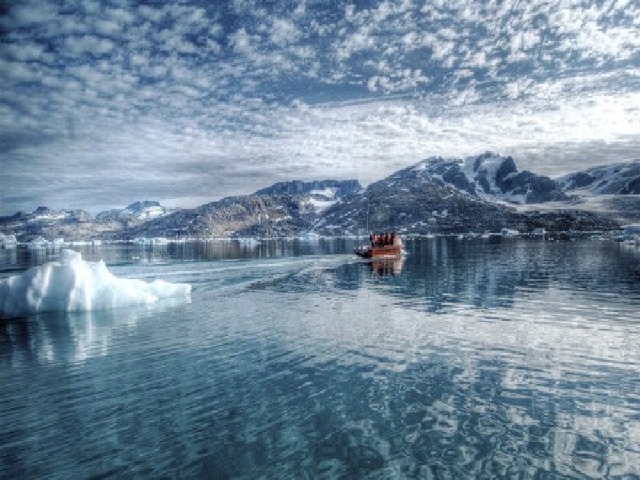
[310,187,338,198]
[255,180,360,215]
[306,197,338,213]
[121,201,167,219]
[95,201,174,223]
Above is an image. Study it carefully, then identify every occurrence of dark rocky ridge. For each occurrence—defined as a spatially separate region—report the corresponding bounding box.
[255,179,361,198]
[414,152,568,204]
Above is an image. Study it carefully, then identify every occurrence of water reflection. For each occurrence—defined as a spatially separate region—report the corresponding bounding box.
[1,238,640,477]
[369,257,405,277]
[241,284,640,477]
[0,301,189,366]
[336,237,640,313]
[4,238,638,362]
[182,284,640,477]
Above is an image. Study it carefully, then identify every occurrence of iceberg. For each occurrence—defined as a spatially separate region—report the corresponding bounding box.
[0,250,191,319]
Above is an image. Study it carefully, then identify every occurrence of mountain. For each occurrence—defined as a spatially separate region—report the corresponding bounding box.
[412,152,568,204]
[314,167,516,236]
[95,200,173,223]
[557,161,640,195]
[124,194,312,239]
[312,160,614,236]
[0,201,175,243]
[122,180,362,239]
[0,157,627,243]
[255,180,361,214]
[125,168,616,240]
[0,207,96,242]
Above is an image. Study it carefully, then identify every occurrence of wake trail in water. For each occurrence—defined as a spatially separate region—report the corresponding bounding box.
[140,254,356,296]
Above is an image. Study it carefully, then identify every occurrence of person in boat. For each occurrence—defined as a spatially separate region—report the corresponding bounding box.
[390,231,396,245]
[384,232,390,245]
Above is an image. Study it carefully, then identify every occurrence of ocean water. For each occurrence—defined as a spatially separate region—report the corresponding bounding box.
[1,237,640,478]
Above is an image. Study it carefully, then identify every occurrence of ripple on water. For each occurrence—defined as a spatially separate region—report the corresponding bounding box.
[1,239,640,477]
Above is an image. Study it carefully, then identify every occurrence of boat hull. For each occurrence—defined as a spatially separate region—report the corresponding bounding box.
[354,244,402,259]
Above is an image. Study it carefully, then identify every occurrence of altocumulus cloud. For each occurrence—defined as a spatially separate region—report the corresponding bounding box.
[1,0,639,214]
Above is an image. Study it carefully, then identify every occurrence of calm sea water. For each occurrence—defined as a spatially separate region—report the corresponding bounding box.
[1,237,640,478]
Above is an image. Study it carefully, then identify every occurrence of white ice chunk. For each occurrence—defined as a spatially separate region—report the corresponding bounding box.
[0,250,191,318]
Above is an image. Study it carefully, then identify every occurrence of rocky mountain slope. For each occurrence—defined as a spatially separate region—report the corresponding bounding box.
[124,195,310,239]
[557,161,640,195]
[123,180,362,239]
[0,207,98,243]
[312,161,616,236]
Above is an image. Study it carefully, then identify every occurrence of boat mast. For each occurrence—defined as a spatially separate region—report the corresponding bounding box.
[366,194,370,234]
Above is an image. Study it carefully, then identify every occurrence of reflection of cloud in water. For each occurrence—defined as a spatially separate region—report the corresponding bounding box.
[2,239,637,477]
[232,273,640,476]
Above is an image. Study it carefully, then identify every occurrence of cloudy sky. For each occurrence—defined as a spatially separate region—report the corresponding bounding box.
[1,0,639,214]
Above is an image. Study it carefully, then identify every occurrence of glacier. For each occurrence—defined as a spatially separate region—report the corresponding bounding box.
[0,250,191,318]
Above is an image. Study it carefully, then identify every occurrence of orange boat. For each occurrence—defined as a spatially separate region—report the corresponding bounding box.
[354,234,403,259]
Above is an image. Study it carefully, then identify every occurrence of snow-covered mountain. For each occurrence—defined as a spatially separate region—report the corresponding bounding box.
[314,163,517,236]
[1,157,629,242]
[409,152,567,204]
[557,161,640,195]
[313,156,615,236]
[95,200,173,223]
[0,201,176,243]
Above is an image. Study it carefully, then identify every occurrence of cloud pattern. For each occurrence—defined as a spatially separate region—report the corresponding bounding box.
[1,0,639,213]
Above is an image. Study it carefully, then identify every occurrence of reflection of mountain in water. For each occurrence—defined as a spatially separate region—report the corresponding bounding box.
[1,239,639,477]
[327,238,640,313]
[389,238,555,311]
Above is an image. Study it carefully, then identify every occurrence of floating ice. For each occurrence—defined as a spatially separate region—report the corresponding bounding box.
[0,250,191,318]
